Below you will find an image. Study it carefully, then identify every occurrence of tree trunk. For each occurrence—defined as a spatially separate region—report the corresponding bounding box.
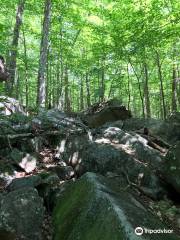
[7,0,25,96]
[56,25,63,108]
[156,51,166,119]
[171,63,177,112]
[15,70,20,100]
[22,26,28,107]
[64,66,71,112]
[85,72,91,107]
[100,59,105,101]
[143,62,151,118]
[129,59,145,118]
[126,64,131,110]
[80,75,84,110]
[177,65,180,106]
[37,0,51,108]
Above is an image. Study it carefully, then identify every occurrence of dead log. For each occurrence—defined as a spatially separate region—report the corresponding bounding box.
[136,128,170,153]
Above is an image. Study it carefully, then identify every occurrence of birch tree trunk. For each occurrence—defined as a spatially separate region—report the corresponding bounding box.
[37,0,51,108]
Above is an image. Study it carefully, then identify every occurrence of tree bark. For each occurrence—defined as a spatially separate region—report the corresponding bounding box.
[156,51,166,119]
[100,59,105,101]
[80,75,84,110]
[171,63,177,112]
[56,25,63,108]
[22,26,28,107]
[129,59,145,118]
[7,0,25,96]
[143,62,151,118]
[37,0,51,108]
[85,72,91,107]
[64,66,71,112]
[126,64,131,110]
[177,65,180,106]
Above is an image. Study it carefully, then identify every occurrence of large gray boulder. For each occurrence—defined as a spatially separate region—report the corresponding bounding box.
[81,99,131,128]
[0,96,26,116]
[7,171,60,192]
[0,187,44,240]
[163,142,180,194]
[61,127,166,199]
[123,115,180,144]
[53,172,178,240]
[9,148,37,173]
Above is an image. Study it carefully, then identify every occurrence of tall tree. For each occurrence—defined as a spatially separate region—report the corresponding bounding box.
[172,63,178,112]
[37,0,51,107]
[155,50,167,119]
[143,61,151,118]
[7,0,25,96]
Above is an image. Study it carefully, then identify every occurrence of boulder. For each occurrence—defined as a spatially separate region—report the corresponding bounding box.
[0,187,44,240]
[9,148,37,173]
[123,115,180,144]
[166,113,180,144]
[7,175,42,191]
[34,108,86,133]
[61,127,166,199]
[81,99,131,128]
[48,165,74,180]
[7,171,60,192]
[163,142,180,194]
[0,96,26,116]
[53,172,178,240]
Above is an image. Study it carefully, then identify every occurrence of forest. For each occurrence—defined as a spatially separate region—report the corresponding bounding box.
[0,0,180,240]
[0,0,179,116]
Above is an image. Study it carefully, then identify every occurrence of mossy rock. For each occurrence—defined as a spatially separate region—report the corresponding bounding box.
[53,172,178,240]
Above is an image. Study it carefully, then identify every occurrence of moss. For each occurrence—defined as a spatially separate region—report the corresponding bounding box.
[53,178,92,240]
[53,176,124,240]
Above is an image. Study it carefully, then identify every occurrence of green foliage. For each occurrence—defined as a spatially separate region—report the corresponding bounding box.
[0,0,179,117]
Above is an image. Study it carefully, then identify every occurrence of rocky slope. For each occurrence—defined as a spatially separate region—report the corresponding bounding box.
[0,97,179,240]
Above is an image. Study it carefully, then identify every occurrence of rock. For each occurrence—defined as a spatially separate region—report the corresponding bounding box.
[53,172,178,240]
[36,172,60,205]
[168,112,180,122]
[38,171,60,185]
[34,109,86,133]
[7,175,42,191]
[163,142,180,194]
[0,187,44,240]
[9,148,37,173]
[0,120,15,136]
[62,127,166,199]
[123,116,180,144]
[123,118,163,132]
[166,113,180,144]
[48,165,74,180]
[7,171,60,192]
[81,99,131,128]
[102,127,163,170]
[0,230,16,240]
[0,96,26,116]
